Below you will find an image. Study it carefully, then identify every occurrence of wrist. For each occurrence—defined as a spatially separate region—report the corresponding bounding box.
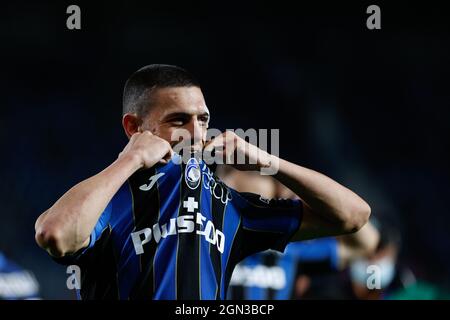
[261,154,282,176]
[117,152,143,173]
[257,149,275,169]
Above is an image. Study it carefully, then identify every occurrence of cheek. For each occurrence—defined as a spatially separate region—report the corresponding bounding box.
[143,121,171,141]
[155,127,174,142]
[160,127,191,145]
[141,118,158,134]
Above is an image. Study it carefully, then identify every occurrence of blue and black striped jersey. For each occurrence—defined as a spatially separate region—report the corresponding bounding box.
[227,238,339,300]
[0,252,40,300]
[56,154,302,300]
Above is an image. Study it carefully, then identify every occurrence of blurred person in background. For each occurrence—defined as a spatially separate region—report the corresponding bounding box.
[294,220,398,299]
[296,219,450,300]
[0,251,40,300]
[347,222,450,300]
[218,167,379,300]
[346,221,402,300]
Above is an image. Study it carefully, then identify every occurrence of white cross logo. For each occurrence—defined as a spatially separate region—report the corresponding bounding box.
[183,197,198,213]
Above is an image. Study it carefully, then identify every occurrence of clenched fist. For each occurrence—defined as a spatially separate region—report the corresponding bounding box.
[119,131,174,169]
[203,131,274,172]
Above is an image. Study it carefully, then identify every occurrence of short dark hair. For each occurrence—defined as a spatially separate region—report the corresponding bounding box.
[371,216,402,251]
[122,64,200,116]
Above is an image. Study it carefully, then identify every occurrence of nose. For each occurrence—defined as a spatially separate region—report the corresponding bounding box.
[186,117,204,145]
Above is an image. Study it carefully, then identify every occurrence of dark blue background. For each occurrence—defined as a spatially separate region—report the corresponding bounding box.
[0,1,448,298]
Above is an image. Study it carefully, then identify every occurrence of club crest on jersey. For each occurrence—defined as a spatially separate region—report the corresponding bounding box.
[185,157,201,190]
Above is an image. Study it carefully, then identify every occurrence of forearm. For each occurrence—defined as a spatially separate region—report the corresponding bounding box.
[336,222,380,268]
[273,157,371,232]
[35,154,141,257]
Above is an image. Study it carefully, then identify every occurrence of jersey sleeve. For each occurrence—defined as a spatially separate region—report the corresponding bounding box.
[286,237,340,273]
[230,189,303,260]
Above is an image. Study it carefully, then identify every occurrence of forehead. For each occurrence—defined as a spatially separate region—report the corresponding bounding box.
[148,86,209,118]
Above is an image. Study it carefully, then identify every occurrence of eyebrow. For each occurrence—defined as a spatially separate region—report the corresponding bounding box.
[162,112,210,121]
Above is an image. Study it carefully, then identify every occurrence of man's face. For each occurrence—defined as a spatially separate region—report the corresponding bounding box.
[141,86,210,152]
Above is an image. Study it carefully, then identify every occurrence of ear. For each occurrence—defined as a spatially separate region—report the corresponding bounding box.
[122,113,142,139]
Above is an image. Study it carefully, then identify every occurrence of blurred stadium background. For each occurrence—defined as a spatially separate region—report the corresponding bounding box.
[0,1,449,299]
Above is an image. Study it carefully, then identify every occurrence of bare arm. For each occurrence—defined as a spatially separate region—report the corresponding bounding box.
[204,131,371,240]
[35,131,172,258]
[273,158,372,240]
[35,155,141,257]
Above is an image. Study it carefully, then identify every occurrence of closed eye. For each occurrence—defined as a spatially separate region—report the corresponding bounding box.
[163,112,209,127]
[198,116,209,126]
[170,119,186,126]
[166,116,189,126]
[199,114,210,124]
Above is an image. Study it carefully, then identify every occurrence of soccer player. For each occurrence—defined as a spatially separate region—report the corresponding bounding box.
[0,251,40,300]
[226,238,351,300]
[34,64,371,299]
[226,231,379,300]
